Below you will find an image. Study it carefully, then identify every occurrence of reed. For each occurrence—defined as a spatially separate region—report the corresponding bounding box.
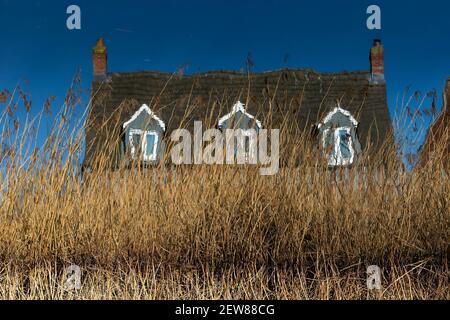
[0,81,447,300]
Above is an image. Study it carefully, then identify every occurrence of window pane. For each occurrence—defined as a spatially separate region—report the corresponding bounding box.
[339,129,352,159]
[132,133,141,154]
[323,130,335,157]
[234,135,251,158]
[244,136,250,153]
[324,130,333,146]
[145,134,156,156]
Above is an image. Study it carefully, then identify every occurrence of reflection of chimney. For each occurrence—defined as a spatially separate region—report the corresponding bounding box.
[370,39,385,84]
[93,38,107,81]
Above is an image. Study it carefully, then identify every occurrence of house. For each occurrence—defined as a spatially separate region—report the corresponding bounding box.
[84,38,391,170]
[420,77,450,167]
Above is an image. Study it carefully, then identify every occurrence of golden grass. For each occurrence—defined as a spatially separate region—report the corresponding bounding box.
[0,82,448,300]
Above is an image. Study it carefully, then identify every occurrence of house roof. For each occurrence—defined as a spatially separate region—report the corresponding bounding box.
[85,68,391,167]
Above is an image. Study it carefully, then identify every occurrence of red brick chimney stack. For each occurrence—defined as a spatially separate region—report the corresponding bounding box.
[93,38,107,81]
[370,39,385,84]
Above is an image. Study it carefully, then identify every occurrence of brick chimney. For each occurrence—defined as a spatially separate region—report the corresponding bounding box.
[370,39,385,84]
[93,38,107,81]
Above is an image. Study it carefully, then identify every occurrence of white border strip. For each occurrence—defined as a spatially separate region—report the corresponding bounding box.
[218,101,262,129]
[318,106,358,129]
[123,104,166,132]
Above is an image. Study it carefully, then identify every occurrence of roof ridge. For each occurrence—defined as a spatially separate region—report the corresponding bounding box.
[110,68,370,78]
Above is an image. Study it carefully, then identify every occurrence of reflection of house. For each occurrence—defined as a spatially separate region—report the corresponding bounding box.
[84,38,391,169]
[421,77,450,166]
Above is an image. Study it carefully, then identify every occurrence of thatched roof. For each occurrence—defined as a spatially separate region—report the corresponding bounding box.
[85,68,391,167]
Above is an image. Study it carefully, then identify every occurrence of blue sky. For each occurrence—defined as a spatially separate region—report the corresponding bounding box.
[0,0,449,159]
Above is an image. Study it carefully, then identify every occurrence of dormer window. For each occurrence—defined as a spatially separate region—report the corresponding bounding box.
[218,101,261,164]
[318,105,361,167]
[123,104,166,163]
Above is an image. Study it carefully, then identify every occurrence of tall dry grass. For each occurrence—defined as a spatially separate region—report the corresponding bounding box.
[0,79,448,300]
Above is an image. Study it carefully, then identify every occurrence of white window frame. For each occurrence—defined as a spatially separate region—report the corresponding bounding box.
[322,127,354,166]
[129,129,159,162]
